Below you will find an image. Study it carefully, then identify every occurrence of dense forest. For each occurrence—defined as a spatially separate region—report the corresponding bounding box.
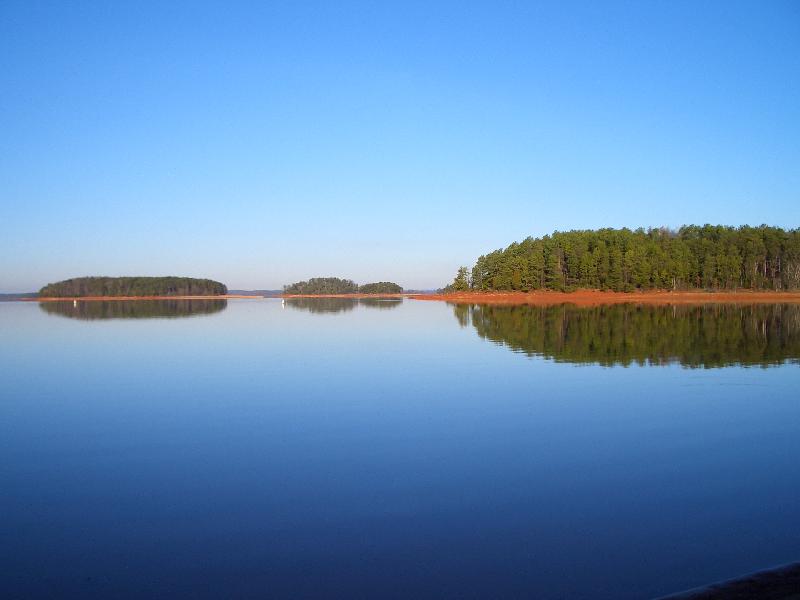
[283,277,402,294]
[444,225,800,293]
[359,282,403,294]
[40,299,227,320]
[39,277,227,297]
[453,302,800,368]
[284,277,358,294]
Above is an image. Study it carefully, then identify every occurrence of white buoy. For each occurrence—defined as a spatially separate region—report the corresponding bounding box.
[73,300,77,308]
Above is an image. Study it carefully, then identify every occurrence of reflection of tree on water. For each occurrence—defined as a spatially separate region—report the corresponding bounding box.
[358,298,403,310]
[453,303,800,368]
[285,298,358,314]
[285,297,403,314]
[40,299,227,320]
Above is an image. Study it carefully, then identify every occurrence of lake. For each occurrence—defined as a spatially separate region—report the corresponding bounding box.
[1,298,799,599]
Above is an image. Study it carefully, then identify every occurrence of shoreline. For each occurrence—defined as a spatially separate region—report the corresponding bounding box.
[410,289,800,306]
[281,293,406,299]
[22,290,800,305]
[29,295,258,302]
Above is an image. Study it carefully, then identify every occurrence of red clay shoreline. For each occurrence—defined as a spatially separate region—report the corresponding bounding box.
[25,290,800,305]
[29,295,258,302]
[281,293,406,299]
[410,289,800,306]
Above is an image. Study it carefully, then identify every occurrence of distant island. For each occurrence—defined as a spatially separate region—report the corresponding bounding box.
[284,277,358,295]
[283,277,403,295]
[39,276,228,298]
[0,293,39,301]
[442,225,800,293]
[358,282,403,294]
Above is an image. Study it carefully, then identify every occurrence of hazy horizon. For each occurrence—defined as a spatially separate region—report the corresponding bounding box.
[5,222,800,294]
[2,1,799,292]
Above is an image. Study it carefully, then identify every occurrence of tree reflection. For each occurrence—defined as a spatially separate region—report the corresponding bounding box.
[284,298,358,314]
[358,298,403,310]
[284,297,403,314]
[453,302,800,368]
[40,299,227,320]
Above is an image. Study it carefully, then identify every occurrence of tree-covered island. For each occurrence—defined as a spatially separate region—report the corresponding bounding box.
[443,225,800,293]
[284,277,359,294]
[358,282,403,294]
[39,276,228,297]
[283,277,403,295]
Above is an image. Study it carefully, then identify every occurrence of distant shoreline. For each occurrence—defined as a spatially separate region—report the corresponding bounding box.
[281,293,407,299]
[29,295,256,302]
[22,290,800,305]
[412,289,800,305]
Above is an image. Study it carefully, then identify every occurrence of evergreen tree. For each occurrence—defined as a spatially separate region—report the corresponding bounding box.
[445,225,800,293]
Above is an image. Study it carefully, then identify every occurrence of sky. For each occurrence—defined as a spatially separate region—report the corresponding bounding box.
[1,1,799,292]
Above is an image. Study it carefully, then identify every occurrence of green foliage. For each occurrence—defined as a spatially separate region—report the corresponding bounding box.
[283,277,359,295]
[39,277,227,297]
[442,266,471,293]
[359,282,403,294]
[448,225,800,292]
[456,303,800,368]
[283,278,402,294]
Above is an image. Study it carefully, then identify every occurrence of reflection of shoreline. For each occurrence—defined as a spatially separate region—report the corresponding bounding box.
[416,290,800,306]
[285,297,403,314]
[282,294,405,299]
[455,303,800,368]
[40,299,228,320]
[32,295,256,302]
[358,298,403,310]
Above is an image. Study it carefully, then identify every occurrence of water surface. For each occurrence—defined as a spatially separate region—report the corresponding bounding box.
[1,299,799,599]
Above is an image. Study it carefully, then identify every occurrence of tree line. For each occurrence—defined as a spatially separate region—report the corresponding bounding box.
[283,277,402,294]
[39,277,228,297]
[453,302,800,368]
[444,225,800,292]
[358,282,403,294]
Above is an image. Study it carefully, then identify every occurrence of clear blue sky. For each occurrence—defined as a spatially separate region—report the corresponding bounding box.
[2,1,799,292]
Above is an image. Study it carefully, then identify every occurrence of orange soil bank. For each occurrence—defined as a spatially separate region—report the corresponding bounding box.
[281,293,406,299]
[31,295,257,302]
[410,290,800,306]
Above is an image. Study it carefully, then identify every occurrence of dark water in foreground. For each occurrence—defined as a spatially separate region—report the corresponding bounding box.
[1,299,799,599]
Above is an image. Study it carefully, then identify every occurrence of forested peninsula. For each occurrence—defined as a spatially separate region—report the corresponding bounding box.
[444,225,800,293]
[283,277,402,295]
[39,277,228,298]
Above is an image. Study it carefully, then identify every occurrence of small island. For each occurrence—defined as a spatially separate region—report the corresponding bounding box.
[39,276,228,298]
[283,277,359,295]
[283,277,403,295]
[358,282,403,294]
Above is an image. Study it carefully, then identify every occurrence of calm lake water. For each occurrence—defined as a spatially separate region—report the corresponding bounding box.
[1,298,799,599]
